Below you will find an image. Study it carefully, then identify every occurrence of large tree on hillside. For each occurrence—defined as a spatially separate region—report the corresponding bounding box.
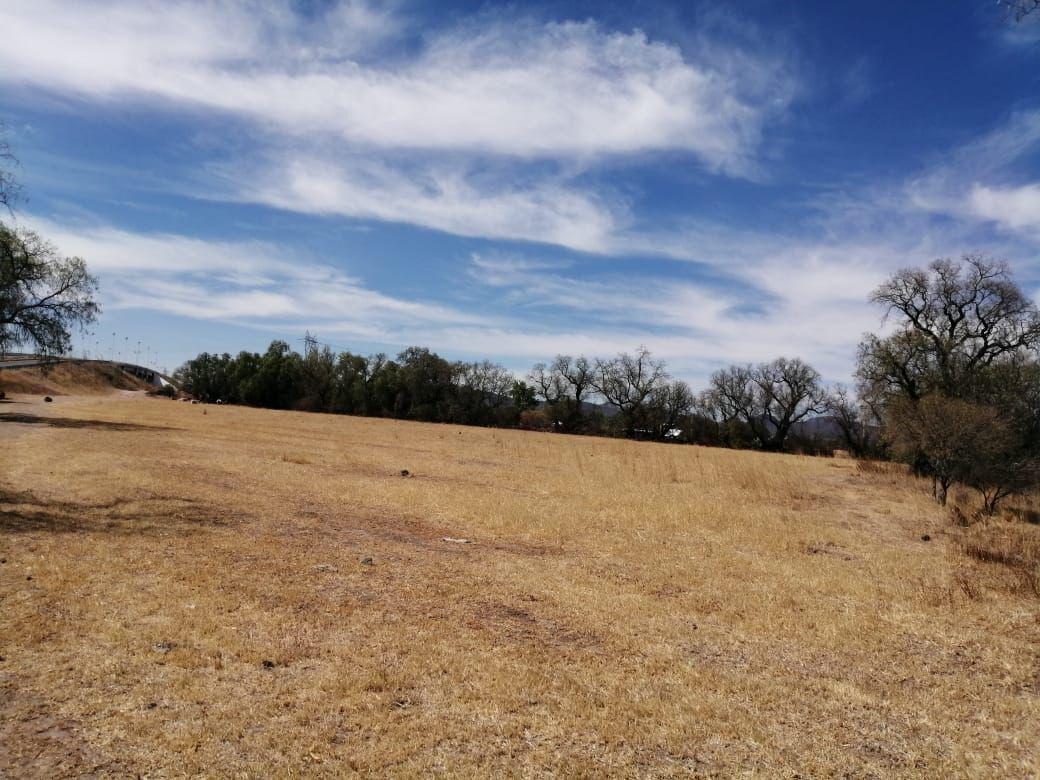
[861,255,1040,511]
[858,255,1040,404]
[1,223,99,356]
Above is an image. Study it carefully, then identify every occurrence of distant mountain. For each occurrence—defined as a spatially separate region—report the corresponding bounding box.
[790,415,845,441]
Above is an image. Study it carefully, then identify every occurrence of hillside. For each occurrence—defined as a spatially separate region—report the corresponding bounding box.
[1,394,1038,776]
[0,362,154,397]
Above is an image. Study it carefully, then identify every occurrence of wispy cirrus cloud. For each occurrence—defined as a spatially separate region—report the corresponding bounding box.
[0,2,797,171]
[906,109,1040,238]
[23,217,492,335]
[230,153,625,253]
[0,0,804,256]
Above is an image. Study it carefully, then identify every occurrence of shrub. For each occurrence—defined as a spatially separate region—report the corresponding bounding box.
[518,409,551,431]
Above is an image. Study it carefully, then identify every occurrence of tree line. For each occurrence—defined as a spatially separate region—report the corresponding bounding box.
[175,254,1040,515]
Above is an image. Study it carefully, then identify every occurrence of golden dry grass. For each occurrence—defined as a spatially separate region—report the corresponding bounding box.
[1,392,1038,777]
[0,363,150,396]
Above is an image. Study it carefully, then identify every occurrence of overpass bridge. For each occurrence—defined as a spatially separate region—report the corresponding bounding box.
[0,354,177,388]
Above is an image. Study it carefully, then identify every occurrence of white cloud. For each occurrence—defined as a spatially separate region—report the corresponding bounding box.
[906,110,1040,239]
[969,183,1040,233]
[0,1,796,172]
[233,154,624,253]
[0,0,804,256]
[22,216,491,333]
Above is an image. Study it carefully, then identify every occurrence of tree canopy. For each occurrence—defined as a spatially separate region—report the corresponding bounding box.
[0,223,99,355]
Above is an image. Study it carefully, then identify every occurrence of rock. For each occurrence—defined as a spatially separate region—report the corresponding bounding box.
[146,701,158,710]
[360,557,374,565]
[442,537,472,544]
[399,469,410,477]
[921,534,931,542]
[262,660,276,669]
[25,575,32,581]
[43,396,53,403]
[153,641,173,654]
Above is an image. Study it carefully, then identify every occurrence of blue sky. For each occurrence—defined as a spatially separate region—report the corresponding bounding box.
[1,0,1038,384]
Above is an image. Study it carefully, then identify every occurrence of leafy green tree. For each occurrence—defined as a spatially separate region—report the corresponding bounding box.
[395,346,457,421]
[299,333,337,412]
[1,223,99,356]
[173,352,234,402]
[253,341,302,409]
[510,380,538,412]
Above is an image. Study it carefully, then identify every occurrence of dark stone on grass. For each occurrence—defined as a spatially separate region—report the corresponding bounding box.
[921,534,931,542]
[360,557,374,566]
[262,660,276,669]
[400,469,410,477]
[43,396,53,402]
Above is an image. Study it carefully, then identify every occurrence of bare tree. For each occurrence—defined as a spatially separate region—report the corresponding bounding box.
[460,360,513,409]
[528,361,565,404]
[594,346,668,436]
[552,354,595,431]
[856,330,935,403]
[824,384,876,456]
[1,223,99,355]
[699,364,755,433]
[646,380,695,439]
[553,355,595,406]
[865,255,1040,398]
[703,358,825,451]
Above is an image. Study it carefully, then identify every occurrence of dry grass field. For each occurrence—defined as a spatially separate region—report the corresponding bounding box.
[1,384,1039,777]
[0,363,150,397]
